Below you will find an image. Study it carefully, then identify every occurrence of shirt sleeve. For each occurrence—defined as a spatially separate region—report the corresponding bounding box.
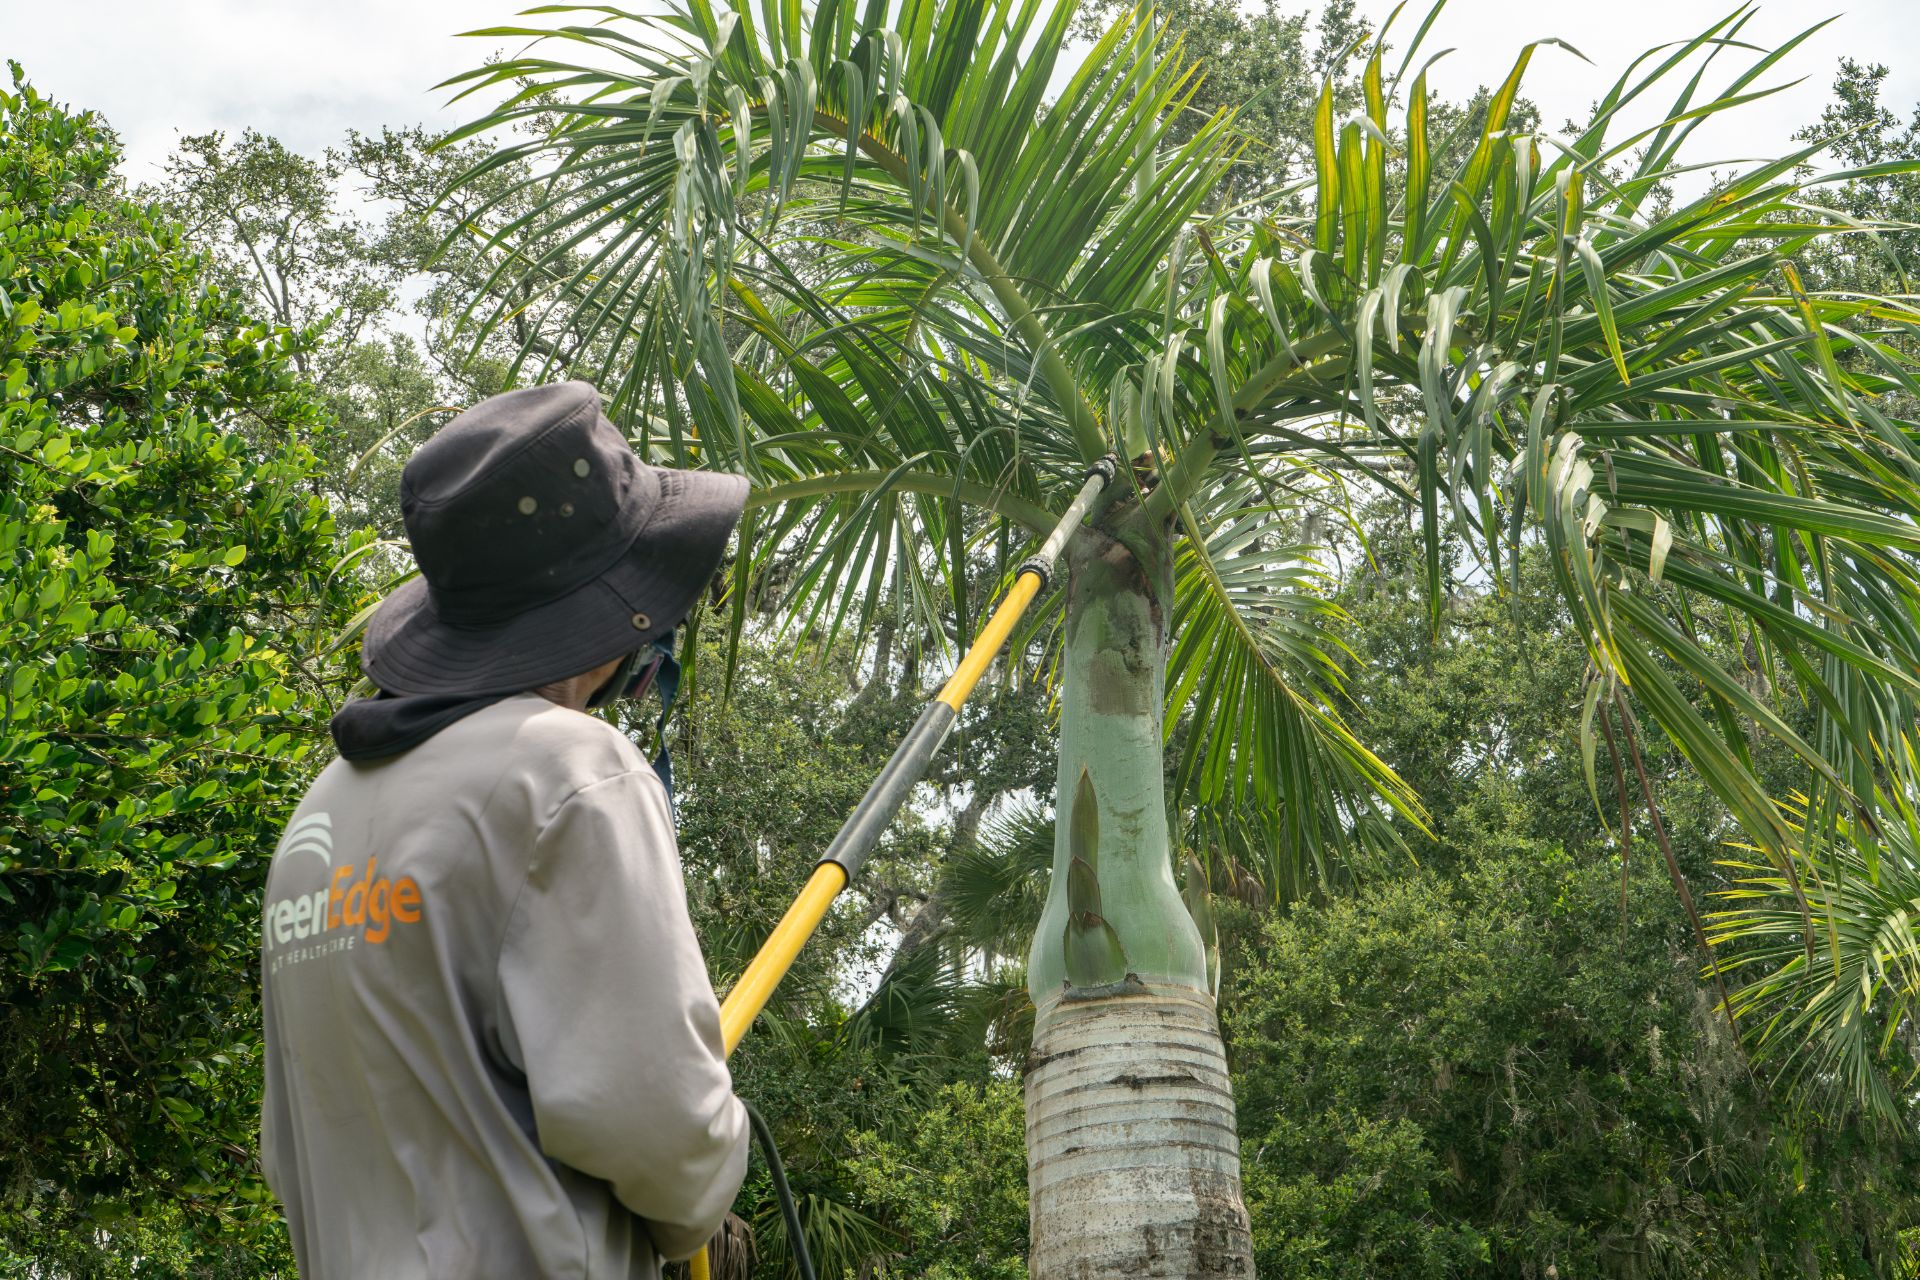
[495,767,748,1261]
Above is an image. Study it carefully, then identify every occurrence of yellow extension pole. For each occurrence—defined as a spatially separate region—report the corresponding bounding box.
[690,456,1116,1279]
[717,860,846,1053]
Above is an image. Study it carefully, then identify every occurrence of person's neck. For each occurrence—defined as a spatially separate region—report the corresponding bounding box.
[533,675,599,717]
[531,653,625,713]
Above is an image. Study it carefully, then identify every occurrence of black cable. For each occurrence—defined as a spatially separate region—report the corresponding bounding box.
[744,1100,816,1280]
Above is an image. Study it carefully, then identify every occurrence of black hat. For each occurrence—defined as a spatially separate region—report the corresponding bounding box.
[360,381,748,696]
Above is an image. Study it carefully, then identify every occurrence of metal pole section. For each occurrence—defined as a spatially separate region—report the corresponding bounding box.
[715,455,1118,1054]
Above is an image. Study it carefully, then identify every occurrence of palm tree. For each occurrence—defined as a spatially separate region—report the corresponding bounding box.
[437,1,1920,1272]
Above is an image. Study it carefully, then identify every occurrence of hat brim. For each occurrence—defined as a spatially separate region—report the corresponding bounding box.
[361,466,749,697]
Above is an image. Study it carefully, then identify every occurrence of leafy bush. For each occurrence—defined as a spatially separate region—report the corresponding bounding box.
[1226,842,1920,1278]
[0,65,352,1261]
[846,1081,1029,1280]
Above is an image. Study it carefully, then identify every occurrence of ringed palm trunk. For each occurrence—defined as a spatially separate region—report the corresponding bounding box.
[1025,515,1253,1278]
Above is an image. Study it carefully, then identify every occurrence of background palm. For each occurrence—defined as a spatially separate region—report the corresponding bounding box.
[440,0,1920,1270]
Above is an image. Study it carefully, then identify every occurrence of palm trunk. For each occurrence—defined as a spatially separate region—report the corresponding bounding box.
[1025,519,1253,1278]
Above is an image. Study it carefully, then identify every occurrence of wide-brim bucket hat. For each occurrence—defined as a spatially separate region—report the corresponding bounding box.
[360,381,748,697]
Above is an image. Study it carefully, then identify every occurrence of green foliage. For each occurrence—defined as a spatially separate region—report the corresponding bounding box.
[1072,0,1376,197]
[1332,513,1660,868]
[1226,843,1920,1278]
[1795,59,1920,298]
[306,333,446,534]
[1711,811,1920,1123]
[1336,515,1920,1123]
[844,1081,1029,1280]
[149,129,395,375]
[0,1200,292,1280]
[145,128,453,537]
[941,799,1054,961]
[1224,518,1920,1277]
[0,67,351,1259]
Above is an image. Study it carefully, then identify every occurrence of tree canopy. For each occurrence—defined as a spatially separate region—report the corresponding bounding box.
[0,65,355,1270]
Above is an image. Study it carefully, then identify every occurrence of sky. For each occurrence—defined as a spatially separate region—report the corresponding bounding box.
[3,0,1916,187]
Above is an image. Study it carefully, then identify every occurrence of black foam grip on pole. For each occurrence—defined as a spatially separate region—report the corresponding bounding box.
[818,700,956,881]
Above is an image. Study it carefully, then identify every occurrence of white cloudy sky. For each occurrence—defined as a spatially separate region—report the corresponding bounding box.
[3,0,1914,184]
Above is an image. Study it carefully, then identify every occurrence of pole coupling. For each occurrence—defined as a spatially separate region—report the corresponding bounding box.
[1014,554,1053,590]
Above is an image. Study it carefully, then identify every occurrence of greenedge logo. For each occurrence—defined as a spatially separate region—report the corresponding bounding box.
[265,813,424,972]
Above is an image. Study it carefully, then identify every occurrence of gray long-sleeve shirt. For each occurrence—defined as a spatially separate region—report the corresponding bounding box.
[260,693,747,1279]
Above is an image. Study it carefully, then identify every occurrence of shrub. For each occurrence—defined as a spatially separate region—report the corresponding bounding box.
[1226,843,1920,1277]
[0,64,354,1263]
[846,1080,1029,1280]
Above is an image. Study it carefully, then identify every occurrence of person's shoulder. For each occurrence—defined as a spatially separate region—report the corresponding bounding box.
[504,694,645,765]
[466,694,649,803]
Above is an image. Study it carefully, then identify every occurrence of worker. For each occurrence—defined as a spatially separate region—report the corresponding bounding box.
[258,381,750,1279]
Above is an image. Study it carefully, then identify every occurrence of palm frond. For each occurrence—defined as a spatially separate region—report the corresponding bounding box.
[1166,474,1427,886]
[438,0,1240,464]
[941,799,1052,958]
[1141,17,1920,909]
[1709,803,1920,1123]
